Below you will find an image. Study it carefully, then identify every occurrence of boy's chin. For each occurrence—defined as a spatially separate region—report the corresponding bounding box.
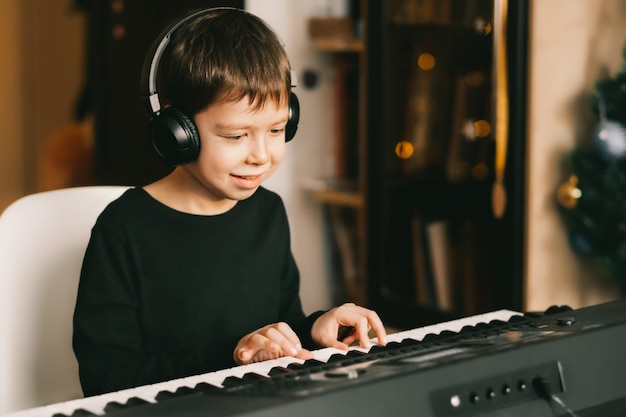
[229,186,260,201]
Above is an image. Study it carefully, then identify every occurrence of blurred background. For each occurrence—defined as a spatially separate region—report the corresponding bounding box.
[1,0,625,330]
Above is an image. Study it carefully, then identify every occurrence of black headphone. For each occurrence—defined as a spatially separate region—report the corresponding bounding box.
[140,8,300,166]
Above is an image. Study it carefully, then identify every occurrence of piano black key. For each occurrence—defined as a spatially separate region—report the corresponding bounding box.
[367,344,386,354]
[397,337,420,347]
[193,381,222,393]
[421,333,439,342]
[160,385,199,400]
[52,409,97,417]
[286,362,306,371]
[326,353,350,363]
[438,330,457,338]
[459,325,476,334]
[301,358,327,368]
[508,314,528,323]
[267,366,293,376]
[104,397,151,412]
[222,372,267,388]
[345,349,366,357]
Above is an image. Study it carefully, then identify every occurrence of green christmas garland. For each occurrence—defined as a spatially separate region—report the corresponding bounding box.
[558,42,626,289]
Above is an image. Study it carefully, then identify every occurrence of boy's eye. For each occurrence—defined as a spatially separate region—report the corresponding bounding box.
[223,134,244,140]
[271,128,285,135]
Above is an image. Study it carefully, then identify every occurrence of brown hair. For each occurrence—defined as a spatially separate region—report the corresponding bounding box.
[160,8,292,117]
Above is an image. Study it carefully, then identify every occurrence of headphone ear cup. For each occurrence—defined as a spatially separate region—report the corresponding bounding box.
[149,107,201,166]
[285,92,300,142]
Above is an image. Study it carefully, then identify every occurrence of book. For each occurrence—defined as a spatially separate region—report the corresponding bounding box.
[411,214,436,306]
[426,220,454,311]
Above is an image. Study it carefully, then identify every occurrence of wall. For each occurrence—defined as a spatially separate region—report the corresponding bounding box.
[0,0,25,210]
[525,0,626,311]
[0,0,85,210]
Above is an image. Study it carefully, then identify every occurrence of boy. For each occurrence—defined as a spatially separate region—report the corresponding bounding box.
[72,7,387,397]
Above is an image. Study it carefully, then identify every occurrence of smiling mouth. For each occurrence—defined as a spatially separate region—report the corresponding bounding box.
[232,174,260,180]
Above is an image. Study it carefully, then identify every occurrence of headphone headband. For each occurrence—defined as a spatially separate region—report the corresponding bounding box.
[140,7,296,116]
[141,8,233,115]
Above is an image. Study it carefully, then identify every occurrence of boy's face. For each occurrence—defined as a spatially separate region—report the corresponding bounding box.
[187,97,288,202]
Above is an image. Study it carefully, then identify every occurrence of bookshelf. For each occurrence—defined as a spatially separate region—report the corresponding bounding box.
[366,0,529,330]
[308,0,529,330]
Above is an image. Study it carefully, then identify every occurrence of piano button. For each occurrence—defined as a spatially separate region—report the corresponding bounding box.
[469,392,480,404]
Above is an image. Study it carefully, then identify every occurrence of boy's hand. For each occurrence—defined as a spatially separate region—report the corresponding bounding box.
[234,322,313,365]
[311,303,387,350]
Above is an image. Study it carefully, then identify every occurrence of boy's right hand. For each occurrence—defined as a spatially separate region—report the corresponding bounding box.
[234,322,313,365]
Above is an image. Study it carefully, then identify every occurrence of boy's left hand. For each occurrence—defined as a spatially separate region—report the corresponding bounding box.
[311,303,387,350]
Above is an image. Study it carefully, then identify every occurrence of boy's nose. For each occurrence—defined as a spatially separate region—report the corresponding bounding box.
[246,137,270,165]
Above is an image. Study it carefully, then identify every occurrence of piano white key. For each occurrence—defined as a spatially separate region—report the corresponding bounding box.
[390,309,520,343]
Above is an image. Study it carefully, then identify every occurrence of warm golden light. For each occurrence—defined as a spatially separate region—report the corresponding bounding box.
[465,71,484,87]
[417,53,436,71]
[472,163,489,180]
[395,141,414,159]
[474,120,491,137]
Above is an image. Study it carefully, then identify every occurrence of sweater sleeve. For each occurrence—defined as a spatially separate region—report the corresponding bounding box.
[72,223,234,396]
[277,233,325,350]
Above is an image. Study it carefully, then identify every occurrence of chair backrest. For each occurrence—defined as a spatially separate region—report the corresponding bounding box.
[0,186,129,414]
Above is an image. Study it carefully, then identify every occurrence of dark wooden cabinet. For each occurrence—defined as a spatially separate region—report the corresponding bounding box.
[85,0,243,186]
[365,0,529,329]
[310,0,529,330]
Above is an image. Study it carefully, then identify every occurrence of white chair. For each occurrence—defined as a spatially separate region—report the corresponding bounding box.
[0,186,129,414]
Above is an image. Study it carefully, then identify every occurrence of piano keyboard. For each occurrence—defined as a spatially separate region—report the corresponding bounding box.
[3,309,520,417]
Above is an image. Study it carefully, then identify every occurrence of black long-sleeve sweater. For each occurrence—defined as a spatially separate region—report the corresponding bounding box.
[72,187,322,396]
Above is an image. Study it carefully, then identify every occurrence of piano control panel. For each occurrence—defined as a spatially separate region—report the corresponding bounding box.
[6,299,626,417]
